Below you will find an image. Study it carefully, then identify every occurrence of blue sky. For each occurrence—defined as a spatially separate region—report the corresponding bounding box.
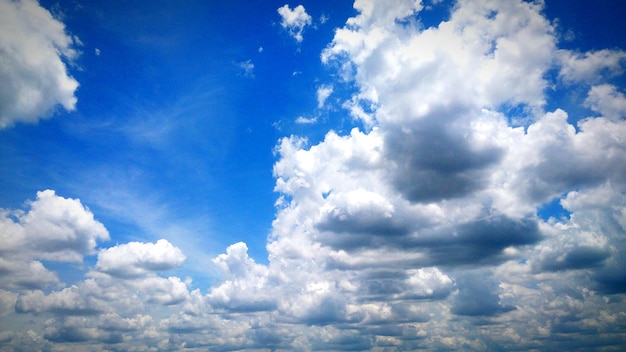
[1,0,626,350]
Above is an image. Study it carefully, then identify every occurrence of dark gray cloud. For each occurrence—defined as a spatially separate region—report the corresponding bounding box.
[538,245,609,272]
[594,254,626,294]
[310,332,373,351]
[402,215,542,266]
[451,271,515,317]
[385,108,503,203]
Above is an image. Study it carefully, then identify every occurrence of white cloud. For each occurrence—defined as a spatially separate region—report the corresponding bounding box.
[3,0,626,350]
[96,239,186,278]
[21,190,109,261]
[0,190,108,290]
[585,84,626,120]
[295,115,317,124]
[277,4,312,42]
[558,49,626,83]
[238,59,255,78]
[316,84,333,108]
[0,0,79,129]
[207,242,275,312]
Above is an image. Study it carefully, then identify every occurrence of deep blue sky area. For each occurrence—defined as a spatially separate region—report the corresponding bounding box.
[1,0,626,350]
[1,0,360,264]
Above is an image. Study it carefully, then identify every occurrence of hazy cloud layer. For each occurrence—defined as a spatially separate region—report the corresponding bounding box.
[1,0,626,350]
[0,0,79,129]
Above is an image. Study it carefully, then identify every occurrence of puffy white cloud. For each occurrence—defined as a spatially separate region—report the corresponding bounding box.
[0,190,108,290]
[585,84,626,121]
[277,4,312,42]
[0,0,79,129]
[16,286,108,315]
[21,190,109,261]
[3,0,626,350]
[0,190,109,263]
[96,239,186,278]
[558,49,626,83]
[207,242,276,312]
[0,259,60,290]
[266,0,626,348]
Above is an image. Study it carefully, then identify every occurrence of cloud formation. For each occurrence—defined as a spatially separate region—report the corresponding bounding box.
[0,0,79,129]
[96,239,186,278]
[1,0,626,350]
[0,190,108,290]
[277,4,312,42]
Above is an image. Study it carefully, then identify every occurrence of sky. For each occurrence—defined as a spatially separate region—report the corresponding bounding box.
[1,0,626,350]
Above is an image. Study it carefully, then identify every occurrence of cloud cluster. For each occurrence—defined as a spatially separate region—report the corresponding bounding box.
[0,192,192,348]
[0,0,79,129]
[0,190,108,290]
[2,0,626,350]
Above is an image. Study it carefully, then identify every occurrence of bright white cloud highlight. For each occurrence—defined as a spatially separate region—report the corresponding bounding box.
[0,0,79,129]
[277,4,312,42]
[0,190,108,264]
[96,239,186,278]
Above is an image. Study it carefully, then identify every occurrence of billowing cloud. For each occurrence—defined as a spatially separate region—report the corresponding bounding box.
[96,239,186,278]
[2,0,626,350]
[0,0,79,129]
[277,4,312,42]
[0,190,108,290]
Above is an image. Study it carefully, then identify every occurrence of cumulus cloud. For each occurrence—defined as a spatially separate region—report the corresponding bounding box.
[0,0,80,129]
[3,0,626,350]
[277,4,312,42]
[558,49,626,84]
[96,239,186,278]
[0,190,108,290]
[585,84,626,120]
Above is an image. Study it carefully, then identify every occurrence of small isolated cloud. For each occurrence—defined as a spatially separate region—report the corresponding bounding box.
[95,48,101,56]
[238,59,255,77]
[0,0,80,129]
[277,4,312,42]
[295,115,318,124]
[316,84,333,108]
